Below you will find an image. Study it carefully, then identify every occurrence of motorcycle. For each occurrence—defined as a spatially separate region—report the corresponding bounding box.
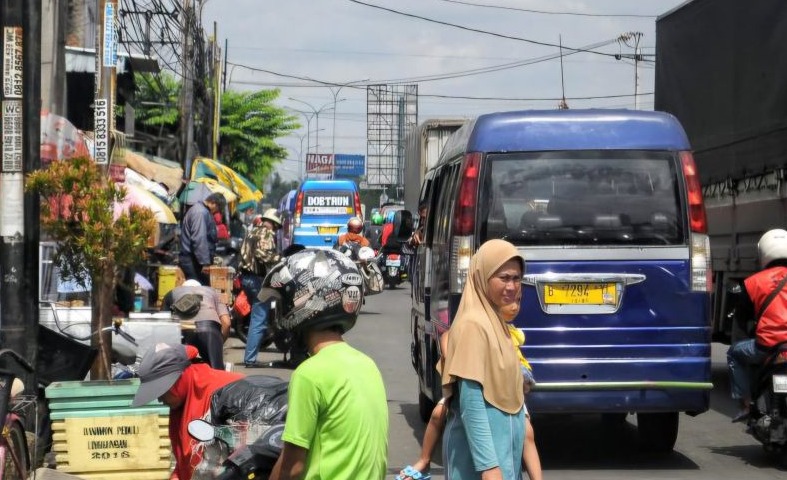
[231,245,310,360]
[381,250,408,289]
[742,340,787,466]
[335,241,384,296]
[188,375,288,480]
[231,276,291,353]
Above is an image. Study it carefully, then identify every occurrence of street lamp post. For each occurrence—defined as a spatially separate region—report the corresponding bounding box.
[288,98,336,157]
[329,78,369,155]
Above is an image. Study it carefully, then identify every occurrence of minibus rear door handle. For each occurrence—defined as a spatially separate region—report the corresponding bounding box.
[522,273,646,286]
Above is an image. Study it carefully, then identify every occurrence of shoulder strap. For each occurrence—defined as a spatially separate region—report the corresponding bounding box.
[756,272,787,320]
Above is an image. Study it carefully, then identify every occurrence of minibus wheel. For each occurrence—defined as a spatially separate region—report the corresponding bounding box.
[637,412,679,453]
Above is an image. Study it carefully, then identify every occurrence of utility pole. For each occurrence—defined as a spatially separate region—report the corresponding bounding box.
[617,32,643,110]
[212,21,220,160]
[95,0,118,169]
[558,35,569,110]
[0,0,41,392]
[180,0,195,175]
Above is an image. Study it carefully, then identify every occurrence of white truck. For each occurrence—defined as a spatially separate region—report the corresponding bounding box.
[403,118,467,212]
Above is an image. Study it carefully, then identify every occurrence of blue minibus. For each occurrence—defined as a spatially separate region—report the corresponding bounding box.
[410,110,712,452]
[292,179,362,249]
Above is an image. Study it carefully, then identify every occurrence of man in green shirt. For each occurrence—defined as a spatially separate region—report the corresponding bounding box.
[267,248,388,480]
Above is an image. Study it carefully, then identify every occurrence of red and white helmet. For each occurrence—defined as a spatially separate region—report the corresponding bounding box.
[347,216,363,234]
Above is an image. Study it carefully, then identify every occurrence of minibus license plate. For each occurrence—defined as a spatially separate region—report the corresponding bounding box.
[774,375,787,393]
[318,226,339,235]
[544,283,616,305]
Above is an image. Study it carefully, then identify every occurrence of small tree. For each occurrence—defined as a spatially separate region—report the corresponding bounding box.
[26,157,157,380]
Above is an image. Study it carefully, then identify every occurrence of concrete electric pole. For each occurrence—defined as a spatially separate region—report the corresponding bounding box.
[0,0,42,392]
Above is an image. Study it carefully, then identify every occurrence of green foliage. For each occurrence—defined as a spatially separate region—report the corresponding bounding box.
[132,72,181,129]
[219,89,300,187]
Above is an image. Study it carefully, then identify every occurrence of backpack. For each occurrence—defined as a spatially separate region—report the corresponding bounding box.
[171,293,203,319]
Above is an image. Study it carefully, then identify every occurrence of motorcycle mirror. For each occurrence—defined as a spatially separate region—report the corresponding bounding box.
[187,419,216,442]
[358,247,375,261]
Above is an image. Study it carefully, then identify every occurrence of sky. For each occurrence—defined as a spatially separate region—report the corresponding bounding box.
[201,0,688,182]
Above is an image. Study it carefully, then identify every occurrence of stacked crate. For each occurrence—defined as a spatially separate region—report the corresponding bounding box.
[206,265,234,305]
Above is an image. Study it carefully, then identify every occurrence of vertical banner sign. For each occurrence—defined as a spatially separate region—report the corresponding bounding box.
[94,99,109,164]
[2,27,23,173]
[102,3,118,68]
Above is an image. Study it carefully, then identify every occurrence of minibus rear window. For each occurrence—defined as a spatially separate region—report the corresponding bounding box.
[479,151,684,246]
[302,191,355,215]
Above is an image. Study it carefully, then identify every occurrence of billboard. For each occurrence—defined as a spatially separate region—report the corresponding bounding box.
[334,154,365,178]
[305,153,334,176]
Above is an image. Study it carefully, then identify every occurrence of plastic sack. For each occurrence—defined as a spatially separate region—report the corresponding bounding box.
[210,375,289,426]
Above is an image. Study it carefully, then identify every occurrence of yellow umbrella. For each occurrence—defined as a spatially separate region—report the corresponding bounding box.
[191,157,263,205]
[193,177,238,203]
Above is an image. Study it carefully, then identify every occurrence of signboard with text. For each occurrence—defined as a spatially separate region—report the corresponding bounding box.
[334,154,365,178]
[94,99,109,164]
[305,153,334,175]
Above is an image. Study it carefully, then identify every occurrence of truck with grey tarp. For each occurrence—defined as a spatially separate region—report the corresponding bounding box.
[403,118,466,212]
[655,0,787,342]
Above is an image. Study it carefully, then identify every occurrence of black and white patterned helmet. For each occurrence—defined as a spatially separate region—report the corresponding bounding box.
[263,248,364,335]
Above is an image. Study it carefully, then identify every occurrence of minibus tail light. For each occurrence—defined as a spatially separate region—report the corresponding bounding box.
[453,152,481,236]
[449,152,482,294]
[680,151,707,234]
[294,191,303,227]
[690,232,712,292]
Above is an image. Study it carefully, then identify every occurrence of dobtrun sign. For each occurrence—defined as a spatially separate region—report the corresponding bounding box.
[62,415,165,471]
[94,99,109,164]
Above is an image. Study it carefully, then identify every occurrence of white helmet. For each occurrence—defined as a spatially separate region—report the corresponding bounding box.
[758,229,787,268]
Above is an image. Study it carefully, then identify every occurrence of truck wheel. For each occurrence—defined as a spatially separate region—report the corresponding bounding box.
[637,412,679,453]
[419,391,436,424]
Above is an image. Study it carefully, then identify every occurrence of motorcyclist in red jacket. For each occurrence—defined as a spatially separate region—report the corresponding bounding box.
[727,228,787,422]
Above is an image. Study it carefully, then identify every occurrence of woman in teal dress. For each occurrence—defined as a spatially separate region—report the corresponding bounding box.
[441,239,526,480]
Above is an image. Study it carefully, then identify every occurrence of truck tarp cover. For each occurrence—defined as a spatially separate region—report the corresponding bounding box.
[654,0,787,184]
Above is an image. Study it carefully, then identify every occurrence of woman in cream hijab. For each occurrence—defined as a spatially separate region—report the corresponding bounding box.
[441,239,526,479]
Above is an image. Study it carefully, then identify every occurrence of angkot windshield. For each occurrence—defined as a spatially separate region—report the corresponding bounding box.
[478,151,685,246]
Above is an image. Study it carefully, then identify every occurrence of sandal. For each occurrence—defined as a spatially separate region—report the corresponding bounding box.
[395,465,431,480]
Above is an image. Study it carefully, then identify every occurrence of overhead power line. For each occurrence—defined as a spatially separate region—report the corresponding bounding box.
[346,0,626,58]
[228,33,632,87]
[229,77,652,103]
[433,0,658,18]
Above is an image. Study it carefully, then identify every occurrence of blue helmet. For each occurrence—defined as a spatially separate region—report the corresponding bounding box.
[385,211,396,224]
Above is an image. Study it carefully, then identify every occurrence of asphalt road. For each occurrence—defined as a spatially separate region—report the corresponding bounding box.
[224,285,787,479]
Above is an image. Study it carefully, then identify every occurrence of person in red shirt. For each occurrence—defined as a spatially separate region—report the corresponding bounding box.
[380,211,397,252]
[728,228,787,422]
[213,211,230,240]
